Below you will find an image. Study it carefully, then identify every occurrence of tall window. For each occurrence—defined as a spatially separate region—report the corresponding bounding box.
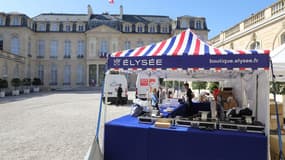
[0,16,3,25]
[0,36,3,50]
[195,20,202,29]
[11,36,20,55]
[77,40,85,57]
[64,40,71,58]
[2,62,8,78]
[37,40,45,58]
[50,64,57,85]
[250,41,261,49]
[136,40,144,47]
[63,64,71,85]
[38,64,44,83]
[27,39,31,56]
[281,32,285,44]
[50,40,58,58]
[124,41,131,50]
[26,64,31,78]
[12,16,20,25]
[50,23,59,31]
[77,64,84,85]
[14,64,19,78]
[100,40,108,57]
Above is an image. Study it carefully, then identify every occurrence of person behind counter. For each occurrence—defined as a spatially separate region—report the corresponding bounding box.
[116,83,123,106]
[184,83,194,116]
[151,88,159,110]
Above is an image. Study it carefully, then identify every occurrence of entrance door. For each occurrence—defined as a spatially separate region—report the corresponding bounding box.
[89,64,97,86]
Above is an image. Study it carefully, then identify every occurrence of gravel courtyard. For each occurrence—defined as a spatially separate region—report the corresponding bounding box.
[0,90,132,160]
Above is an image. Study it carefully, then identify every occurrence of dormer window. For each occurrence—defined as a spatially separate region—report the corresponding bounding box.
[195,20,202,29]
[77,24,85,32]
[181,19,188,28]
[148,23,157,33]
[136,23,144,33]
[160,24,169,33]
[50,23,59,31]
[123,23,132,32]
[64,24,71,32]
[38,23,46,31]
[0,16,3,26]
[11,16,20,25]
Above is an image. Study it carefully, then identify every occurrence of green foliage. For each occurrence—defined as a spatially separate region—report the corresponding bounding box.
[22,78,31,86]
[270,82,285,95]
[208,82,219,93]
[11,78,21,88]
[32,78,42,86]
[0,79,8,89]
[192,81,207,94]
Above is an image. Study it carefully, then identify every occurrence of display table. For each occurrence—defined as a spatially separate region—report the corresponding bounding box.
[104,115,267,160]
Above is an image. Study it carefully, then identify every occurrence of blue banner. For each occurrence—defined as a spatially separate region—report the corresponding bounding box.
[108,54,270,70]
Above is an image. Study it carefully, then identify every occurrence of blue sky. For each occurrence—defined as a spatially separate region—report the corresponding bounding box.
[0,0,276,38]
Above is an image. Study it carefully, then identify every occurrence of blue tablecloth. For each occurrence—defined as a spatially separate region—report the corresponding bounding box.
[104,115,267,160]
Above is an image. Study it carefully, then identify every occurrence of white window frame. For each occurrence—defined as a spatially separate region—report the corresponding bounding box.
[124,41,131,50]
[77,64,84,84]
[50,40,58,58]
[51,64,57,84]
[77,40,85,56]
[37,40,45,57]
[50,23,59,31]
[63,65,71,85]
[11,36,20,55]
[64,40,71,57]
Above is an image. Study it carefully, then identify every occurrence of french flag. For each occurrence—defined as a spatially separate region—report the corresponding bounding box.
[109,0,114,4]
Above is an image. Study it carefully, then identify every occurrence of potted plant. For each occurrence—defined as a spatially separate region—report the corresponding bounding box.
[32,78,42,92]
[22,78,31,94]
[11,78,21,96]
[0,79,8,97]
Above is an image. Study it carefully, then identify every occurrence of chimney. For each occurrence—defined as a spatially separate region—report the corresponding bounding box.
[120,5,123,19]
[88,4,93,17]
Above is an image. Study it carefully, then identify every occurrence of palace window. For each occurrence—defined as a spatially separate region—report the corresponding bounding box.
[63,64,71,85]
[50,23,59,31]
[50,64,57,85]
[12,16,20,25]
[148,24,157,33]
[123,23,132,32]
[77,40,85,58]
[99,40,108,58]
[250,41,261,49]
[77,64,84,85]
[11,36,20,55]
[37,40,45,58]
[38,64,44,83]
[65,24,71,32]
[38,23,46,31]
[64,40,71,58]
[124,41,131,50]
[160,24,169,33]
[181,20,188,28]
[136,40,144,47]
[0,16,3,25]
[50,40,58,58]
[195,20,202,29]
[136,23,144,33]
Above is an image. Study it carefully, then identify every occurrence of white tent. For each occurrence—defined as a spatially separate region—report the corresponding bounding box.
[271,44,285,81]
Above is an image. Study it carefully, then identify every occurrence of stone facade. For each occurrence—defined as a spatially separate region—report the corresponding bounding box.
[209,1,285,51]
[0,5,209,90]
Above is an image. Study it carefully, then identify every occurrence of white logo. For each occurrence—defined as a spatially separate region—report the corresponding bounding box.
[113,59,121,66]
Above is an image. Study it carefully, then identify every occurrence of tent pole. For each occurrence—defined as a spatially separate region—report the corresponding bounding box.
[255,74,258,120]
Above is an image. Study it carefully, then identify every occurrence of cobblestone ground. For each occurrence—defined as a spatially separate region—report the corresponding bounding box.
[0,91,132,160]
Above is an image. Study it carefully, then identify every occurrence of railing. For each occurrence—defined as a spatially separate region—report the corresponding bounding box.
[225,24,240,38]
[271,0,285,16]
[0,50,25,63]
[244,10,265,29]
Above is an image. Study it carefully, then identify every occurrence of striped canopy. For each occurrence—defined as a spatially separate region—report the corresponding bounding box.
[108,29,270,71]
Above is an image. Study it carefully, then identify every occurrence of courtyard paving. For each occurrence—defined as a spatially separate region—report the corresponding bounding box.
[0,90,132,160]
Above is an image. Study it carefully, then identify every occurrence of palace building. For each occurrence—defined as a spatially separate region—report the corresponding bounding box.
[0,5,209,90]
[209,0,285,51]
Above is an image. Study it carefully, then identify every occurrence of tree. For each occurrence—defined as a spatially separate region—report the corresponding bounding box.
[11,78,21,89]
[270,82,285,95]
[32,78,42,86]
[192,81,207,94]
[0,79,8,91]
[22,78,31,88]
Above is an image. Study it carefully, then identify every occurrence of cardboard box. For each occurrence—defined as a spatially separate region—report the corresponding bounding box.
[270,103,283,115]
[270,115,284,130]
[270,135,285,158]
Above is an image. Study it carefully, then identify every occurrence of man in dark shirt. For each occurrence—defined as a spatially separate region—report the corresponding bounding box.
[116,84,123,105]
[184,83,193,116]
